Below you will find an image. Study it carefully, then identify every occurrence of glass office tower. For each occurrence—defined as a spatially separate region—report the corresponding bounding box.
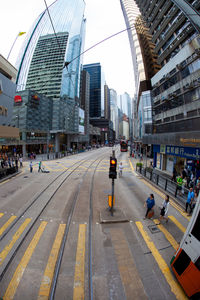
[16,0,85,100]
[15,0,86,150]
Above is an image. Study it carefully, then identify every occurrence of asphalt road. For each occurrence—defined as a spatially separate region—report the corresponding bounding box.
[0,146,189,299]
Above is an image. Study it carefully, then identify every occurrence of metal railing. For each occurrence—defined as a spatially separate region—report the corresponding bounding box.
[136,166,189,205]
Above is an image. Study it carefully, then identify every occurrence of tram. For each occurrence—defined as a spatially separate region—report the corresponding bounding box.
[120,140,128,152]
[170,195,200,299]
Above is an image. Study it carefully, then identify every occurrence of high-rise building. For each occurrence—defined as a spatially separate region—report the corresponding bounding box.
[134,0,200,66]
[14,0,86,154]
[134,0,200,175]
[110,89,119,138]
[83,63,105,118]
[120,0,160,141]
[79,69,90,144]
[104,84,110,121]
[0,55,19,152]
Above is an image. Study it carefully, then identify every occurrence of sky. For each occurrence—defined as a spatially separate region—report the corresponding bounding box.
[0,0,135,97]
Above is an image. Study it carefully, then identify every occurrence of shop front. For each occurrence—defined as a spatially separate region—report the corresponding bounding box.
[153,144,200,176]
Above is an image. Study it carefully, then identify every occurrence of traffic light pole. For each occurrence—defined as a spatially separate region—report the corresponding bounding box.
[111,178,114,216]
[110,149,116,216]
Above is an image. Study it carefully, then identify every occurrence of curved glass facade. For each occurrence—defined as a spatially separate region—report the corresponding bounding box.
[16,0,86,101]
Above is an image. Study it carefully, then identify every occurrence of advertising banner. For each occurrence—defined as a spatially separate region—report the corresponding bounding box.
[79,108,85,134]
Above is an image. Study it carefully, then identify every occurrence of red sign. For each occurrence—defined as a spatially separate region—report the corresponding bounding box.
[14,95,22,103]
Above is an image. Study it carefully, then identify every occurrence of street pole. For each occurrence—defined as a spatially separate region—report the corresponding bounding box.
[111,178,114,216]
[111,149,115,216]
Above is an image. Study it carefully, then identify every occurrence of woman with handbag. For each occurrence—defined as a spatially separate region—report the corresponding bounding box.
[158,195,170,224]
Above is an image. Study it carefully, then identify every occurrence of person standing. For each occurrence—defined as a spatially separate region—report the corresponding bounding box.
[38,161,42,172]
[186,187,194,215]
[144,194,155,219]
[19,156,23,168]
[158,195,170,224]
[30,161,33,173]
[177,175,183,195]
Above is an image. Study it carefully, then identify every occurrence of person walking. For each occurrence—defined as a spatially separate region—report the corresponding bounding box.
[186,187,194,215]
[30,161,33,173]
[119,162,123,177]
[144,194,155,219]
[38,161,42,172]
[157,195,170,224]
[19,156,23,168]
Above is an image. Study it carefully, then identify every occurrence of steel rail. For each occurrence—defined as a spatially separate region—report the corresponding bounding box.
[49,153,107,300]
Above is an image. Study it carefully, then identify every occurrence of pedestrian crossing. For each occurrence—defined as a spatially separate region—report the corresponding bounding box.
[0,212,188,299]
[23,160,133,173]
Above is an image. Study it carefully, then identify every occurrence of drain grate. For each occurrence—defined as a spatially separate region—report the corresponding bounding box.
[148,225,160,234]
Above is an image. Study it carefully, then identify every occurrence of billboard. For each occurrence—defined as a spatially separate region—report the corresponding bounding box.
[79,108,85,134]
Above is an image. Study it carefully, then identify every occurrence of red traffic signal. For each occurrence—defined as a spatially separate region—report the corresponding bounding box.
[109,157,117,179]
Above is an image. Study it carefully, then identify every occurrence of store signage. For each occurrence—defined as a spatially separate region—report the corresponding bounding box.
[0,105,8,116]
[154,144,200,160]
[14,95,22,103]
[160,144,166,154]
[30,94,40,107]
[0,80,3,94]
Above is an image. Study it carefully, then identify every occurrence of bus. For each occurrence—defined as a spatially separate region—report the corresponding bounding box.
[170,195,200,299]
[120,140,128,152]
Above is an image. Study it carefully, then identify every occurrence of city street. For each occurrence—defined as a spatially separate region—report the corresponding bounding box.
[0,146,189,299]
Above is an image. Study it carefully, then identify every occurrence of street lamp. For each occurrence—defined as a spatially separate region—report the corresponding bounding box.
[7,32,26,60]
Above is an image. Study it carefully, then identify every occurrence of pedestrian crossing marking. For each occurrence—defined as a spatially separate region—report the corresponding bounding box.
[110,228,147,299]
[168,216,186,233]
[153,219,179,250]
[4,221,47,300]
[0,218,31,266]
[38,223,66,299]
[0,216,17,236]
[128,159,138,176]
[135,221,188,300]
[73,224,86,300]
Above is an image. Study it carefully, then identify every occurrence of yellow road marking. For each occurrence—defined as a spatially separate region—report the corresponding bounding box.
[73,224,86,300]
[0,218,31,265]
[38,223,66,300]
[0,179,10,185]
[153,219,179,250]
[0,215,17,236]
[140,179,190,221]
[110,228,147,299]
[136,221,188,300]
[128,159,138,176]
[168,216,186,233]
[4,221,47,300]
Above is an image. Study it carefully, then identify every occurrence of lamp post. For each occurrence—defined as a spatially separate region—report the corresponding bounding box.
[7,32,26,60]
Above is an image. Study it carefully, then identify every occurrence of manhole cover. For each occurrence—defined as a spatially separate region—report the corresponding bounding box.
[148,225,160,234]
[127,183,134,186]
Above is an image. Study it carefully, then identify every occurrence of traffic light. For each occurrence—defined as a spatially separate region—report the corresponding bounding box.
[109,157,117,179]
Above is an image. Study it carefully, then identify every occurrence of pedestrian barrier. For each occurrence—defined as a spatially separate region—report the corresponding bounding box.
[136,166,188,205]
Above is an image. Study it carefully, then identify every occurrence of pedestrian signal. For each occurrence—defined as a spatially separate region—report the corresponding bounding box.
[109,157,117,179]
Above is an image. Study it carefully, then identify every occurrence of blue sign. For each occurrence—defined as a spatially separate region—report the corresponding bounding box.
[153,144,200,160]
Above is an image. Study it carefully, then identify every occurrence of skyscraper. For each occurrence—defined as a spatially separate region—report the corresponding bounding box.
[14,0,86,153]
[83,63,105,118]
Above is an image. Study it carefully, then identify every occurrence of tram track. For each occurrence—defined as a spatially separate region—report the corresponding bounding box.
[0,149,111,298]
[49,155,106,299]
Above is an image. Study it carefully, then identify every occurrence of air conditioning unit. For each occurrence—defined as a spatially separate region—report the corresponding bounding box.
[176,64,183,70]
[194,48,200,57]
